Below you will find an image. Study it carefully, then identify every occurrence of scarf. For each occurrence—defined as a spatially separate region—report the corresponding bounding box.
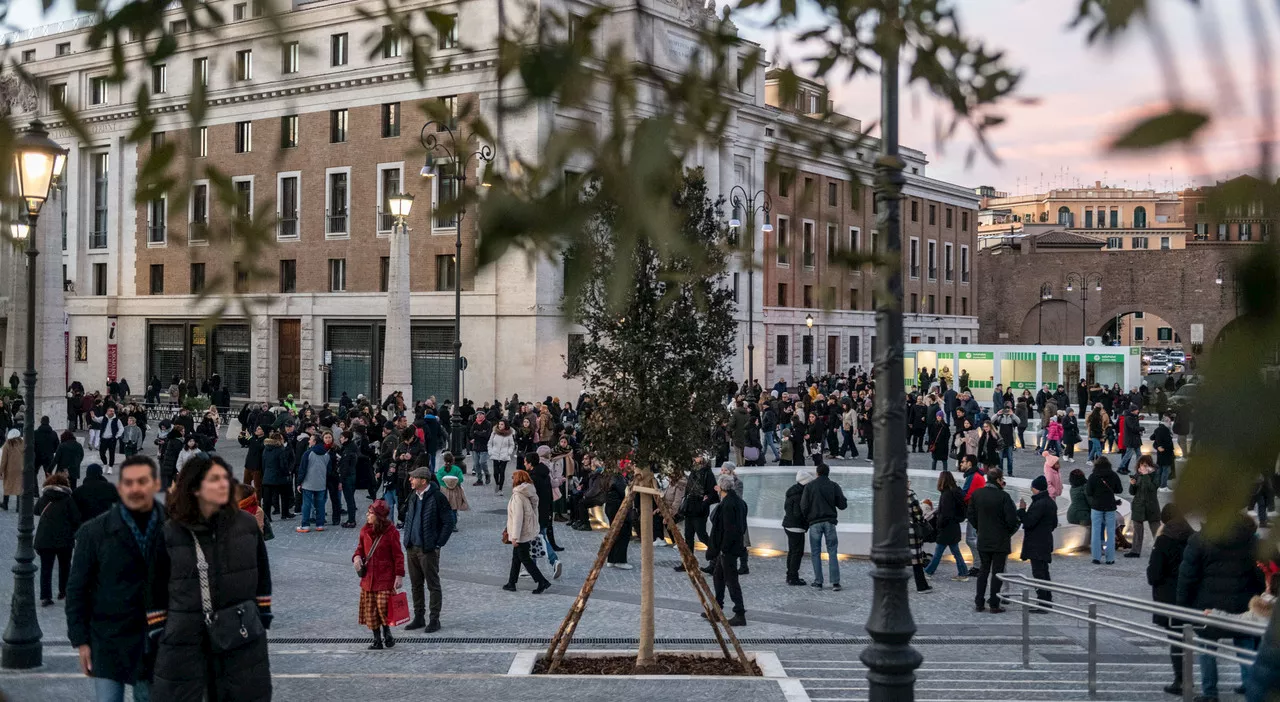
[119,502,160,556]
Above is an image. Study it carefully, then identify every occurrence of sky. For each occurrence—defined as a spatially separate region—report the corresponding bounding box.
[8,0,1278,193]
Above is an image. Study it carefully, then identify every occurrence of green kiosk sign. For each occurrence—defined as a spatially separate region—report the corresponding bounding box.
[1087,353,1124,363]
[959,351,994,360]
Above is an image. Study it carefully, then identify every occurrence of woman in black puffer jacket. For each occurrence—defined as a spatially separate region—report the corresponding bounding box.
[150,455,273,702]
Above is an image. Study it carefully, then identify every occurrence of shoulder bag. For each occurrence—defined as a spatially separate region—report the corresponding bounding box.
[356,533,383,578]
[187,527,265,653]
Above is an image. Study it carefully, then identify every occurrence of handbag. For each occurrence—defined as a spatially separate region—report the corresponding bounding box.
[501,528,510,545]
[262,518,274,542]
[530,534,548,559]
[356,534,383,578]
[387,591,411,627]
[186,527,265,653]
[744,446,760,462]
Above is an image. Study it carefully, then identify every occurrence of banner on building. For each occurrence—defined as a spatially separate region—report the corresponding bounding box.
[107,317,118,382]
[64,313,69,388]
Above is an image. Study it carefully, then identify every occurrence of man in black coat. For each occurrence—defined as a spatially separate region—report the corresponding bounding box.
[401,465,456,633]
[65,455,166,700]
[800,462,848,590]
[1147,504,1194,695]
[73,463,121,522]
[527,447,565,564]
[34,415,59,475]
[706,473,749,626]
[675,457,718,572]
[1017,476,1059,606]
[969,468,1020,612]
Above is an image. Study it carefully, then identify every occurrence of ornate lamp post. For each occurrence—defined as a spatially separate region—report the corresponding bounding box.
[804,313,814,379]
[727,186,772,385]
[382,191,415,409]
[419,121,493,454]
[3,120,67,670]
[1037,283,1053,345]
[1064,272,1102,343]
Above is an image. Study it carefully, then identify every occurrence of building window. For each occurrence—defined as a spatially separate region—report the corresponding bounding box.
[848,336,859,364]
[150,131,165,151]
[330,109,348,143]
[327,170,349,236]
[1057,205,1071,226]
[379,257,390,293]
[235,121,252,153]
[1133,326,1145,341]
[235,50,252,81]
[1110,209,1119,228]
[826,224,837,261]
[961,211,969,231]
[233,2,247,20]
[148,197,167,244]
[190,182,209,241]
[193,125,207,157]
[193,57,208,87]
[382,25,402,58]
[91,153,109,249]
[776,283,787,306]
[149,265,164,295]
[278,174,299,239]
[233,262,249,293]
[329,258,347,292]
[90,76,108,105]
[1160,236,1171,250]
[909,293,918,313]
[927,240,937,280]
[1134,311,1144,318]
[1085,209,1094,228]
[960,245,969,283]
[944,295,952,315]
[776,335,789,365]
[378,167,402,233]
[1107,237,1122,249]
[436,95,458,130]
[280,115,298,148]
[961,296,968,315]
[381,102,400,138]
[910,200,919,222]
[331,33,349,66]
[282,41,299,74]
[908,237,919,278]
[778,171,792,197]
[438,13,458,49]
[56,42,71,56]
[1217,223,1229,240]
[944,242,953,281]
[802,285,813,308]
[801,335,813,365]
[1133,206,1147,228]
[849,288,858,311]
[926,294,936,313]
[435,254,456,291]
[945,208,953,228]
[1131,236,1149,249]
[49,83,67,110]
[92,266,107,296]
[827,182,837,207]
[849,227,859,252]
[802,222,815,267]
[1197,201,1207,214]
[776,217,789,265]
[433,161,458,229]
[1157,327,1173,341]
[928,204,936,225]
[190,263,205,294]
[279,259,296,293]
[151,64,167,93]
[1194,222,1209,238]
[170,20,187,33]
[233,179,253,221]
[1240,223,1253,241]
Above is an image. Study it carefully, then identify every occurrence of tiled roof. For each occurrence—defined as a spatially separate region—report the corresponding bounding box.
[1034,230,1105,248]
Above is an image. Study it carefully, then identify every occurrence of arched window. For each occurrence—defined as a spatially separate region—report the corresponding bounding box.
[1057,206,1072,227]
[1133,206,1147,228]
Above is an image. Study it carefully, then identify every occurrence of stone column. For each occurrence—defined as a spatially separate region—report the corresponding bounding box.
[35,188,67,429]
[381,219,413,406]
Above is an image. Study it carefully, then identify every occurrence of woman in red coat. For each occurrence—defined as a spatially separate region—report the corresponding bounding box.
[353,499,404,649]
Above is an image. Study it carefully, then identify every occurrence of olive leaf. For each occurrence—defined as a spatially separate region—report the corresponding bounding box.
[1109,108,1209,150]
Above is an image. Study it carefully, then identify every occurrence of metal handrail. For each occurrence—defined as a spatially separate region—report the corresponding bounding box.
[998,573,1265,702]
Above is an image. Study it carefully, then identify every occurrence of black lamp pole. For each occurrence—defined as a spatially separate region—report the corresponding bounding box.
[419,121,493,455]
[1064,272,1102,343]
[1037,283,1053,345]
[728,186,771,386]
[3,119,67,670]
[860,3,922,699]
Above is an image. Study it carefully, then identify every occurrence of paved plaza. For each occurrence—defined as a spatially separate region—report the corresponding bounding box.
[0,436,1234,701]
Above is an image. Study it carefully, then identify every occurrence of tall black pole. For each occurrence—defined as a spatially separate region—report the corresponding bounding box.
[3,214,43,669]
[453,204,464,454]
[747,266,754,383]
[860,3,920,699]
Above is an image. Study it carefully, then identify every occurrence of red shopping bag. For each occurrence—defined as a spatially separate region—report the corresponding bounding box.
[387,591,411,627]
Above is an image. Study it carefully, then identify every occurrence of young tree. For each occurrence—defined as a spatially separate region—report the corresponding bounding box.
[568,166,735,667]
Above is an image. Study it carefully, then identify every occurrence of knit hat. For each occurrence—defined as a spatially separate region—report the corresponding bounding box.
[369,499,390,520]
[1031,476,1048,492]
[4,429,18,441]
[85,463,104,478]
[796,470,815,485]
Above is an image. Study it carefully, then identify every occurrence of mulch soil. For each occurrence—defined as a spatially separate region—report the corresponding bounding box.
[533,653,762,676]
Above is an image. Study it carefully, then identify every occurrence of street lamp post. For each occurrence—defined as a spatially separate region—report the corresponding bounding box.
[727,186,772,386]
[419,121,493,455]
[3,120,67,670]
[382,191,415,409]
[859,3,923,697]
[804,313,814,380]
[1063,272,1102,343]
[1037,283,1053,345]
[1215,262,1239,316]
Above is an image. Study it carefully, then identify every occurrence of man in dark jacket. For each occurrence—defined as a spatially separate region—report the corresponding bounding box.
[528,447,564,571]
[1147,503,1194,695]
[1016,476,1059,606]
[782,471,813,585]
[969,468,1020,612]
[729,401,751,466]
[65,455,166,701]
[1084,456,1123,563]
[34,415,59,476]
[238,424,267,496]
[675,457,718,572]
[1119,405,1144,474]
[468,413,492,486]
[401,466,456,633]
[73,463,120,522]
[706,473,748,626]
[1176,513,1265,700]
[800,462,848,590]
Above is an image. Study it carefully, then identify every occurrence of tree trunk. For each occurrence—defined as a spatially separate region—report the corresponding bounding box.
[637,480,656,670]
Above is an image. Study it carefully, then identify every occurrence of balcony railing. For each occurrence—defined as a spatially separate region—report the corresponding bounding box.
[909,264,920,278]
[961,270,970,283]
[945,267,954,281]
[927,266,937,280]
[378,209,395,233]
[148,225,166,244]
[326,209,348,235]
[803,252,815,268]
[89,230,107,249]
[278,216,298,239]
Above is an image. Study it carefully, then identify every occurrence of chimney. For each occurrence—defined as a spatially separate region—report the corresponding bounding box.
[1095,180,1101,188]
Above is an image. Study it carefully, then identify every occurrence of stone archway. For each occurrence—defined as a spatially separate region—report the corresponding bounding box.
[1018,299,1084,345]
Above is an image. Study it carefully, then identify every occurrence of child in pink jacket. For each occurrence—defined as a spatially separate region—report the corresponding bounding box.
[1045,417,1064,456]
[1042,450,1063,499]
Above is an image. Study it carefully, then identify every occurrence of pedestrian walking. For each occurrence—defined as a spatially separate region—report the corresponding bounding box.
[502,470,552,593]
[296,432,335,533]
[98,407,124,471]
[969,468,1020,613]
[1042,451,1062,499]
[487,419,516,494]
[468,412,492,486]
[260,433,294,521]
[401,465,455,633]
[801,462,847,591]
[782,470,812,586]
[1085,456,1122,564]
[1126,455,1161,558]
[1146,503,1193,696]
[907,486,933,593]
[1151,414,1176,488]
[674,457,717,571]
[922,470,969,580]
[35,472,81,606]
[148,455,273,702]
[73,463,120,522]
[65,455,166,702]
[928,412,950,471]
[354,499,405,650]
[50,429,84,491]
[705,473,748,626]
[1016,475,1058,607]
[1,428,23,511]
[603,466,633,570]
